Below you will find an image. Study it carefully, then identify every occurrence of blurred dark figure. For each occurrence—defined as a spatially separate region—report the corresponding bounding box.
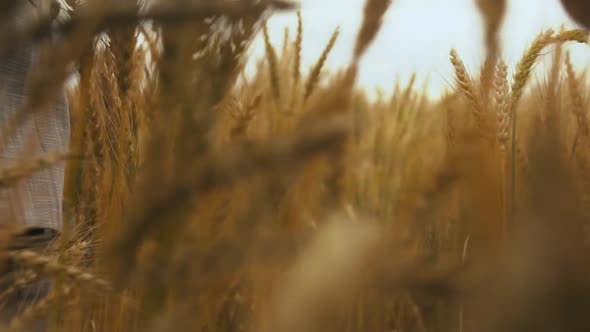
[561,0,590,28]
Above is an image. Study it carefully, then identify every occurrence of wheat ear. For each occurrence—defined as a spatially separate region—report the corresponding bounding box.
[304,27,340,100]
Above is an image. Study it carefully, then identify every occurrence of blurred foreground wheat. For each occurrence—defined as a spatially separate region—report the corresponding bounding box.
[1,1,590,332]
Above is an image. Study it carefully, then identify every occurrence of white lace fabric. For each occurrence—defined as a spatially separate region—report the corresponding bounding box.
[0,2,69,233]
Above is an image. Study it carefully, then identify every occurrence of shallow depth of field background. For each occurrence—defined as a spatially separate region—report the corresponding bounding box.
[257,0,590,97]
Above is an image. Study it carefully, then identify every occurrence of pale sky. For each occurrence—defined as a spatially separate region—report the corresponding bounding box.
[249,0,590,98]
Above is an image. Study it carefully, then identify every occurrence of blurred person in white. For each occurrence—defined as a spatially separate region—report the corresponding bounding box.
[0,0,69,326]
[0,1,68,239]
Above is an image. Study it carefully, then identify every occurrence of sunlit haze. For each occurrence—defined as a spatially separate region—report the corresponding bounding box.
[249,0,590,98]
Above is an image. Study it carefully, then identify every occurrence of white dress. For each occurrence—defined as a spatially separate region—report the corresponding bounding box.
[0,3,69,323]
[0,2,69,236]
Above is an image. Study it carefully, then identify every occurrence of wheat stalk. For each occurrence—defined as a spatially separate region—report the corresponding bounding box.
[293,11,303,89]
[495,60,510,150]
[353,0,392,61]
[509,28,589,222]
[290,10,303,109]
[263,22,281,101]
[304,27,340,101]
[511,29,588,110]
[0,270,38,308]
[476,0,506,99]
[281,26,290,59]
[450,49,486,135]
[8,286,73,330]
[0,151,74,188]
[7,250,112,292]
[565,52,588,157]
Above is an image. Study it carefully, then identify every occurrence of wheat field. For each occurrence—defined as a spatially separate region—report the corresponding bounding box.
[1,0,590,331]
